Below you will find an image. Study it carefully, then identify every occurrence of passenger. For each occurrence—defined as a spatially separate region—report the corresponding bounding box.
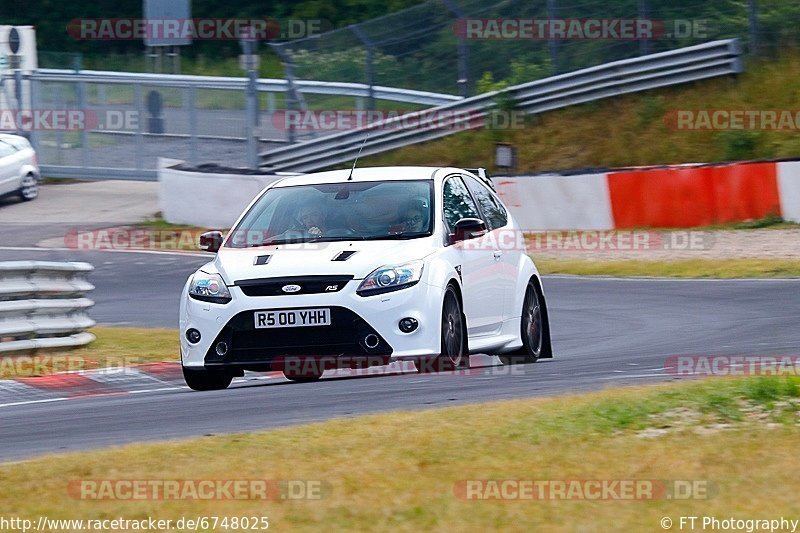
[401,201,427,233]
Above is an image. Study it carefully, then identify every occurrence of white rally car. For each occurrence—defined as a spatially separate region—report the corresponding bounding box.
[180,166,552,390]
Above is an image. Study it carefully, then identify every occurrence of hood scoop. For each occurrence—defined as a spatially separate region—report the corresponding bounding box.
[253,255,272,265]
[332,250,358,262]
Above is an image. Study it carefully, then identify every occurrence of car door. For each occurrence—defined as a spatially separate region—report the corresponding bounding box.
[463,175,518,323]
[0,141,18,196]
[441,175,504,336]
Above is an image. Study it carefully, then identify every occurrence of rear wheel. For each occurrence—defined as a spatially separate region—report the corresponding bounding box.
[417,285,470,373]
[182,366,233,391]
[500,280,550,365]
[18,174,38,201]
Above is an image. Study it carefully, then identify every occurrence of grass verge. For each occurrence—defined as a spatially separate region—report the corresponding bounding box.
[0,375,798,530]
[0,327,177,379]
[535,258,800,278]
[359,53,800,173]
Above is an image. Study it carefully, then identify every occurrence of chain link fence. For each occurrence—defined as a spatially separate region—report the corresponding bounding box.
[271,0,798,99]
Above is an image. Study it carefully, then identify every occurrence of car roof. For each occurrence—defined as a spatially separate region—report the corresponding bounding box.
[271,166,472,187]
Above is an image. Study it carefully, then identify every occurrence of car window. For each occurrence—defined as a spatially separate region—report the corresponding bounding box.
[442,176,481,232]
[0,142,16,158]
[5,137,30,150]
[227,179,434,247]
[463,175,508,230]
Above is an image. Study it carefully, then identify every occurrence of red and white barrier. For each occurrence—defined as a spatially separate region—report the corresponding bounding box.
[493,159,800,230]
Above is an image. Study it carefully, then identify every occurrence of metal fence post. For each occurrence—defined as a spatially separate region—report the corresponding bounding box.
[188,85,198,166]
[547,0,559,74]
[443,0,470,98]
[748,0,759,54]
[28,76,40,153]
[638,0,650,56]
[78,79,88,169]
[350,25,375,111]
[134,84,144,170]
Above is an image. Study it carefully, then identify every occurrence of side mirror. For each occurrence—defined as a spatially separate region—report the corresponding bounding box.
[199,231,224,253]
[451,218,487,244]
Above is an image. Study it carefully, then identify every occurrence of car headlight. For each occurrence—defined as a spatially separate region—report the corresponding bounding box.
[357,261,424,296]
[188,271,232,304]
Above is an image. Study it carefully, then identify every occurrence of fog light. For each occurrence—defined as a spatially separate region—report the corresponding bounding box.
[399,317,418,333]
[186,328,201,344]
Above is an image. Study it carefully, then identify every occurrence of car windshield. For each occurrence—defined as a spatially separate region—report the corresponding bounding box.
[226,179,434,248]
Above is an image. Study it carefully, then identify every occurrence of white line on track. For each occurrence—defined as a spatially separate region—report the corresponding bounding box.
[0,246,212,258]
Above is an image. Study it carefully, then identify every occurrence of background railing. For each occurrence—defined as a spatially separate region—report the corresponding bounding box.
[0,261,96,353]
[259,39,743,173]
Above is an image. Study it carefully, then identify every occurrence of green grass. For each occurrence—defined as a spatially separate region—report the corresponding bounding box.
[1,375,799,531]
[535,258,800,278]
[0,327,176,378]
[359,52,800,173]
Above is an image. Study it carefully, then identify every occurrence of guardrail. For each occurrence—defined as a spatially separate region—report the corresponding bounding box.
[0,261,96,353]
[33,69,463,107]
[260,39,743,173]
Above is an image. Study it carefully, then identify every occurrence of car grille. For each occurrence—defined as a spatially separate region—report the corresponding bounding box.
[235,275,354,296]
[204,306,392,364]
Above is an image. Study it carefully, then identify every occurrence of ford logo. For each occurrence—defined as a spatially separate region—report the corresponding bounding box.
[281,284,302,293]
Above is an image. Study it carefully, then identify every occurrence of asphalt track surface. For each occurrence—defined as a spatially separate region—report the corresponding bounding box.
[1,247,799,461]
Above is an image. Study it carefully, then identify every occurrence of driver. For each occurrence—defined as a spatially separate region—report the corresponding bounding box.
[296,202,328,237]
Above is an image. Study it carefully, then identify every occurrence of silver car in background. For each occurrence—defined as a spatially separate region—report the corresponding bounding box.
[0,133,40,202]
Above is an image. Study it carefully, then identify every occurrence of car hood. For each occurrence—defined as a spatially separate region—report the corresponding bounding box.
[213,239,435,283]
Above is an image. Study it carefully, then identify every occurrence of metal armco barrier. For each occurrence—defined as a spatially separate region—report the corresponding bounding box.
[0,261,96,353]
[260,39,743,173]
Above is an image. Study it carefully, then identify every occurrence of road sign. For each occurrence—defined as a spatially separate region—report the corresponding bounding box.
[8,27,20,54]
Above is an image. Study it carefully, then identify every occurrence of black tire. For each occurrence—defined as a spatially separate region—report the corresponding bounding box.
[182,366,233,391]
[500,279,552,365]
[18,174,38,201]
[418,285,470,373]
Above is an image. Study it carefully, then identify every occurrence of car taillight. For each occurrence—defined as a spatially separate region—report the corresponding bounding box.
[32,153,38,167]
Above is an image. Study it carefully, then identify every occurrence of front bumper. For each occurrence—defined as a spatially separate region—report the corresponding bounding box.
[180,278,444,369]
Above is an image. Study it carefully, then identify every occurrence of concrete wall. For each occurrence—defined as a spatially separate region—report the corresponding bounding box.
[160,158,800,230]
[158,158,283,228]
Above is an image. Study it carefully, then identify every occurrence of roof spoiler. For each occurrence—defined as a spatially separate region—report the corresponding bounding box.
[463,167,496,191]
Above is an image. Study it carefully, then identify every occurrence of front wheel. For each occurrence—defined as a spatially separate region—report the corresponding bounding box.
[18,174,38,201]
[417,285,470,373]
[500,280,551,365]
[183,366,233,391]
